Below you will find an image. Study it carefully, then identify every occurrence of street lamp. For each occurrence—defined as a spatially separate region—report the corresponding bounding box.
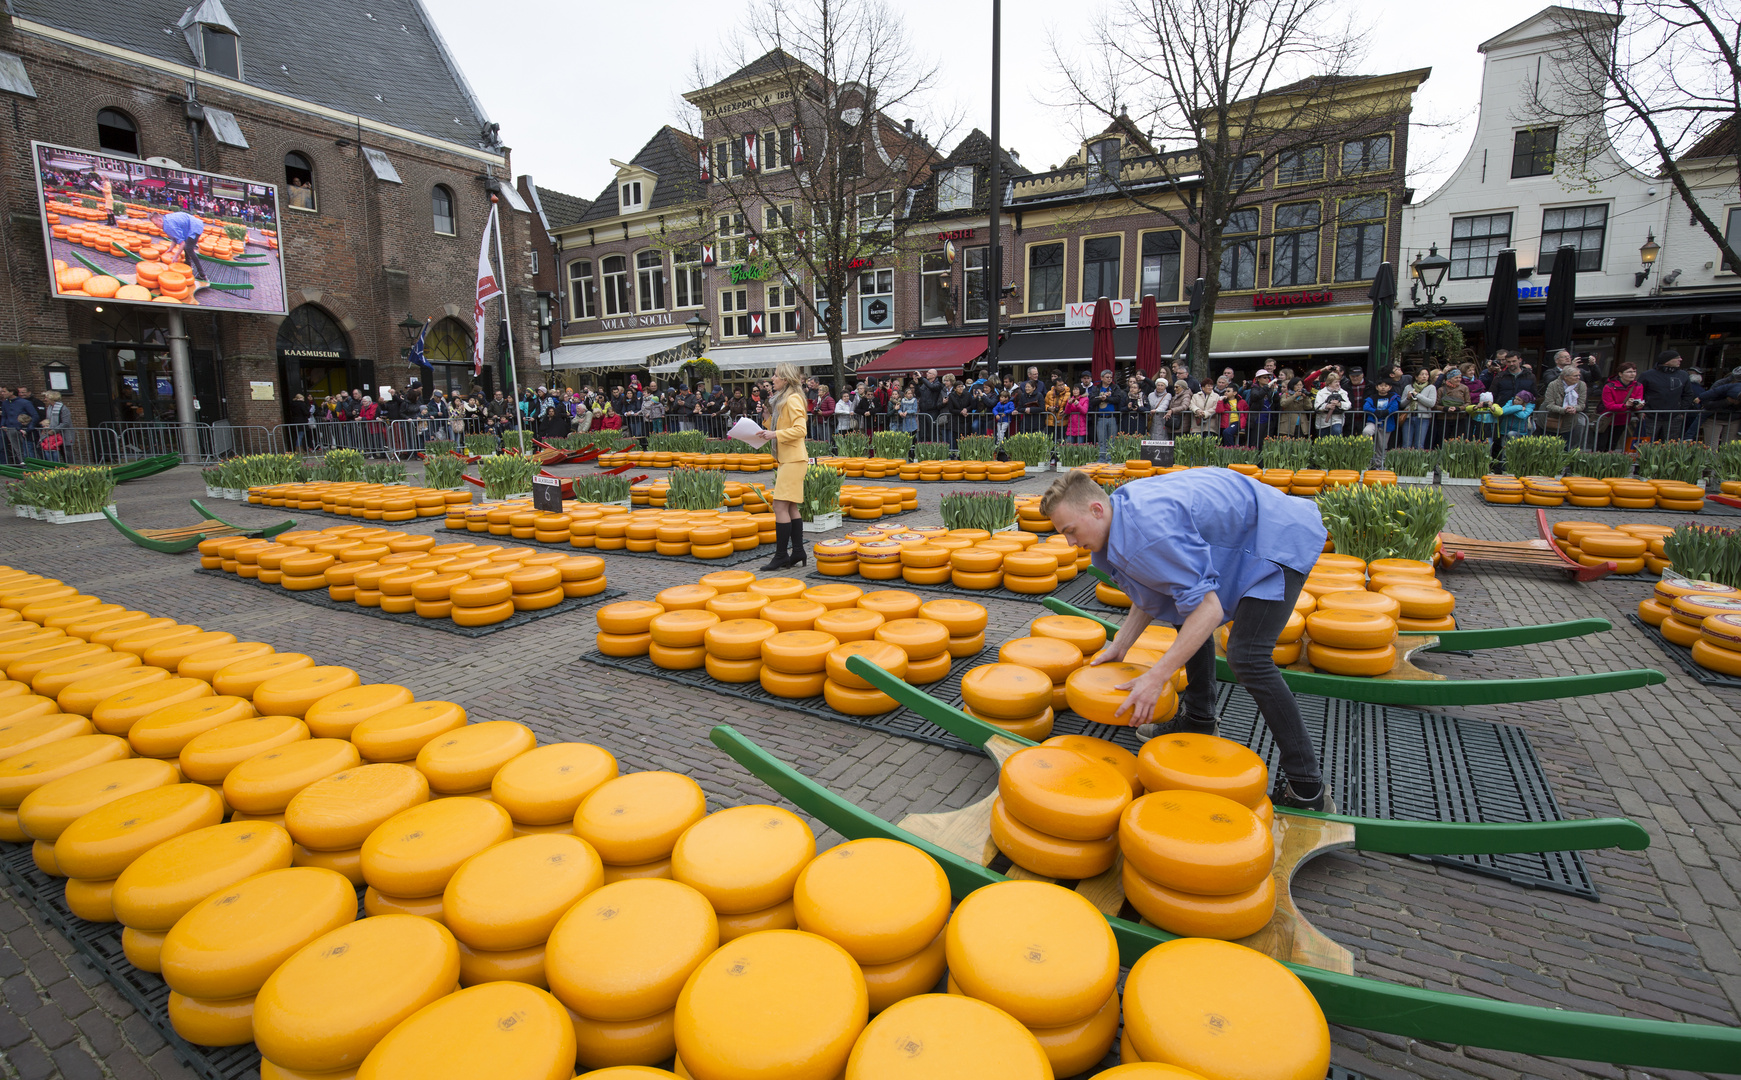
[1636,231,1661,288]
[683,314,713,390]
[396,313,422,361]
[1412,244,1451,317]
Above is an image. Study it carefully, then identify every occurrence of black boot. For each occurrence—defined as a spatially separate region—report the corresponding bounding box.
[759,520,792,572]
[789,519,807,566]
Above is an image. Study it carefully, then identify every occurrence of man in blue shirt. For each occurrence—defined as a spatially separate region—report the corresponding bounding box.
[1041,467,1333,810]
[159,211,207,281]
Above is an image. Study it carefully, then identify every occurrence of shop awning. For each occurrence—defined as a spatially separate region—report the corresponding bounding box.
[1209,312,1368,359]
[854,335,987,377]
[649,336,898,375]
[997,324,1190,366]
[543,334,692,371]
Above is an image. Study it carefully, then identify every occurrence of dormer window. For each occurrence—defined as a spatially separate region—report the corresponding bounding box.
[179,0,243,80]
[620,180,643,212]
[1089,138,1121,184]
[936,167,974,213]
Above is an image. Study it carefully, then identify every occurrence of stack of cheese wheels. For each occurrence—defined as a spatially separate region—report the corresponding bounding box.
[17,756,177,878]
[822,640,908,716]
[1572,526,1649,575]
[352,700,468,764]
[223,737,360,827]
[962,663,1056,739]
[253,914,460,1077]
[357,981,576,1080]
[492,741,618,837]
[703,617,778,684]
[991,744,1131,881]
[673,804,815,941]
[944,880,1120,1077]
[761,597,826,633]
[159,866,358,1046]
[360,794,515,921]
[899,541,951,586]
[596,600,664,657]
[110,820,295,974]
[759,629,839,698]
[950,544,1003,590]
[1663,588,1741,649]
[52,783,226,922]
[1119,743,1277,941]
[1037,536,1082,582]
[442,831,605,989]
[1000,546,1062,595]
[1016,497,1052,534]
[674,929,869,1080]
[649,607,720,671]
[1562,477,1612,507]
[1303,590,1398,676]
[999,634,1086,715]
[1693,611,1741,676]
[793,838,950,1014]
[920,598,988,658]
[872,617,952,684]
[1638,578,1737,629]
[845,994,1052,1079]
[546,877,720,1070]
[1095,579,1132,607]
[1521,476,1568,507]
[573,770,707,882]
[284,762,430,885]
[1364,560,1457,632]
[855,539,905,581]
[417,720,535,801]
[814,538,861,577]
[1481,475,1524,504]
[1121,938,1329,1080]
[448,573,516,627]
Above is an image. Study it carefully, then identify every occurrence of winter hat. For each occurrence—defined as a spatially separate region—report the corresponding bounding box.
[1514,391,1534,405]
[1478,392,1494,406]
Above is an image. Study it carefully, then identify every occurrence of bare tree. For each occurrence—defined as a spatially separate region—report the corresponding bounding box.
[1050,0,1423,377]
[673,0,956,392]
[1521,1,1741,270]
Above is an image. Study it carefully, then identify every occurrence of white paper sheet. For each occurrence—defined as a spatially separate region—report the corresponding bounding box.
[728,416,772,446]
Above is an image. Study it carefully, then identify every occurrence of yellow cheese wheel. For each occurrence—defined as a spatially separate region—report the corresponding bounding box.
[1364,557,1430,577]
[55,667,171,717]
[68,612,153,642]
[961,663,1055,720]
[655,584,718,611]
[355,980,574,1080]
[1655,578,1739,606]
[0,693,62,727]
[650,610,722,649]
[1121,860,1277,939]
[756,667,823,698]
[823,640,909,689]
[54,783,225,879]
[456,940,546,988]
[111,820,296,931]
[813,608,883,642]
[844,992,1050,1079]
[904,650,951,685]
[574,771,707,865]
[0,712,93,762]
[760,631,840,675]
[7,641,109,684]
[225,738,361,814]
[873,618,950,660]
[91,677,213,736]
[167,991,255,1046]
[363,888,445,922]
[997,637,1084,684]
[916,599,988,637]
[122,927,166,973]
[1304,641,1397,676]
[1042,734,1141,798]
[962,704,1054,741]
[1135,732,1269,808]
[716,897,798,942]
[1121,938,1328,1080]
[31,650,144,700]
[671,804,815,915]
[571,1008,677,1072]
[286,763,430,852]
[0,733,130,808]
[1671,594,1741,625]
[1095,582,1132,607]
[293,843,364,885]
[179,716,310,783]
[1378,583,1456,620]
[1691,638,1741,676]
[700,569,755,593]
[178,642,276,683]
[254,667,363,719]
[947,631,987,658]
[304,684,416,740]
[17,757,180,842]
[416,720,535,794]
[1316,589,1401,622]
[823,680,898,716]
[857,589,922,621]
[1119,789,1273,895]
[351,701,467,763]
[128,696,258,759]
[1029,989,1122,1078]
[944,880,1118,1027]
[758,599,824,633]
[63,875,116,921]
[998,745,1131,840]
[802,583,864,610]
[1303,609,1395,650]
[491,742,618,825]
[747,577,806,601]
[988,797,1118,879]
[212,653,315,698]
[704,618,779,660]
[858,929,947,1015]
[254,914,460,1074]
[674,929,868,1080]
[705,653,763,683]
[546,877,719,1021]
[1065,662,1178,726]
[361,797,514,898]
[443,833,603,951]
[142,631,239,672]
[706,592,769,620]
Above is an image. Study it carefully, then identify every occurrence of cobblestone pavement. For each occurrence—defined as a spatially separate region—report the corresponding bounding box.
[0,465,1736,1080]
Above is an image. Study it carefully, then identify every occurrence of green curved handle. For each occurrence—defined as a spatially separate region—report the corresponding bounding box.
[708,725,1736,1071]
[190,500,294,539]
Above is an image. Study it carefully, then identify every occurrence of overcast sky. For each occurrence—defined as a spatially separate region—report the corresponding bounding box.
[424,0,1542,208]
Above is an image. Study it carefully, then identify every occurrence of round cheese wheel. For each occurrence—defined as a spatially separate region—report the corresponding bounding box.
[813,608,883,642]
[445,834,605,951]
[55,668,170,718]
[650,610,721,649]
[1042,735,1140,798]
[1095,582,1132,607]
[1065,662,1178,726]
[355,981,574,1080]
[213,653,315,698]
[857,589,921,621]
[1656,578,1739,606]
[1316,590,1401,623]
[254,914,460,1074]
[455,940,546,987]
[292,843,363,884]
[254,667,363,719]
[574,772,706,865]
[0,712,93,762]
[873,618,950,660]
[129,696,258,759]
[1672,594,1741,625]
[998,637,1084,684]
[31,651,144,700]
[571,1008,677,1072]
[111,820,296,931]
[916,599,988,637]
[947,632,987,659]
[760,631,840,675]
[361,797,514,898]
[706,593,769,620]
[1305,641,1397,677]
[546,877,719,1021]
[699,570,755,593]
[822,681,897,716]
[178,642,275,683]
[7,641,109,684]
[352,701,467,763]
[845,992,1049,1079]
[142,631,239,672]
[304,685,416,740]
[1119,789,1273,895]
[705,654,763,683]
[704,619,779,661]
[960,663,1054,721]
[717,898,798,942]
[944,880,1118,1027]
[122,927,165,973]
[1030,988,1122,1078]
[1304,609,1395,650]
[0,693,63,728]
[998,745,1131,840]
[1691,638,1741,676]
[757,667,823,698]
[491,742,618,825]
[54,783,225,879]
[1122,938,1328,1080]
[90,677,213,736]
[0,733,130,808]
[674,929,867,1080]
[1135,732,1269,808]
[858,929,947,1015]
[747,577,806,601]
[655,585,718,611]
[1121,860,1277,940]
[760,599,827,633]
[287,763,430,852]
[417,720,535,794]
[988,797,1118,879]
[1378,584,1456,620]
[18,757,180,842]
[67,612,154,642]
[820,640,907,691]
[63,875,117,921]
[671,805,815,915]
[179,716,310,783]
[225,738,361,814]
[450,579,514,609]
[362,887,445,922]
[801,584,864,610]
[166,991,255,1046]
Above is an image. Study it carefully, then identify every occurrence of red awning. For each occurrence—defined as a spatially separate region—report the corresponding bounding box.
[853,334,987,377]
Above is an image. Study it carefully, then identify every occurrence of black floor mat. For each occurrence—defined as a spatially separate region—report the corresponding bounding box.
[1626,613,1741,688]
[799,567,1075,605]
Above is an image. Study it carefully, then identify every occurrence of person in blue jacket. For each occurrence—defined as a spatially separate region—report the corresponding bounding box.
[1362,378,1402,465]
[1039,467,1334,810]
[158,211,207,282]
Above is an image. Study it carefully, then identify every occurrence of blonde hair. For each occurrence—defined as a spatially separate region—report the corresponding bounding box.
[1039,469,1107,519]
[769,362,804,421]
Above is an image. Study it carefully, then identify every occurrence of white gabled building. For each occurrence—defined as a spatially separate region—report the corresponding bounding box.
[1400,5,1740,375]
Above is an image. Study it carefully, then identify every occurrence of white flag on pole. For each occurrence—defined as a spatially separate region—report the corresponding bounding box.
[473,205,502,376]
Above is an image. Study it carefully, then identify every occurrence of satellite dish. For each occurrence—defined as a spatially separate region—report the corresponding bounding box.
[145,156,183,169]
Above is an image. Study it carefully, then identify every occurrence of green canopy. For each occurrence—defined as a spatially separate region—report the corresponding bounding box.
[1208,312,1369,359]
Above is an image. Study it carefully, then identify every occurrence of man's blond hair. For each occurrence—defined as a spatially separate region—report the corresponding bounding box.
[1040,469,1107,519]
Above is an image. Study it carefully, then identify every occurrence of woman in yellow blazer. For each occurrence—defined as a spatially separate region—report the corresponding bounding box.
[760,362,810,570]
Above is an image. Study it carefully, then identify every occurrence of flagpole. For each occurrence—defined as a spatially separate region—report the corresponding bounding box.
[490,197,525,439]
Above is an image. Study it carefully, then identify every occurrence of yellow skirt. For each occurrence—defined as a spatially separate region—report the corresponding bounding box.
[772,460,805,503]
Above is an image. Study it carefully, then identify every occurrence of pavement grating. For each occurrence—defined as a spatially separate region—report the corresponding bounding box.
[1626,613,1741,689]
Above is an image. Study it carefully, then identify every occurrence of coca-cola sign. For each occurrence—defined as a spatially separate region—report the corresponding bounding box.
[1251,290,1334,308]
[1582,317,1617,328]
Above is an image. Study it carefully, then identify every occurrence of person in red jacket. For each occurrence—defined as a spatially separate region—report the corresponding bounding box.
[1600,361,1645,450]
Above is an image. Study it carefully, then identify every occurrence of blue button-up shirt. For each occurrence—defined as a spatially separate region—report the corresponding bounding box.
[160,212,204,244]
[1092,468,1326,627]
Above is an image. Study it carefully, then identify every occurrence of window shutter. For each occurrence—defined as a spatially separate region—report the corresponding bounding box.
[701,243,715,266]
[699,148,711,184]
[743,132,759,173]
[749,313,765,337]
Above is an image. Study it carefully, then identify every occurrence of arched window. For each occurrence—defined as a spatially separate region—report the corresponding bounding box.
[284,152,315,211]
[97,109,139,158]
[276,305,351,356]
[432,185,455,235]
[636,250,666,312]
[568,259,595,320]
[425,318,474,364]
[601,255,631,316]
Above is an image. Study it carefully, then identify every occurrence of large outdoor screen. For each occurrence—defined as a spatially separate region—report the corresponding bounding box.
[30,141,288,316]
